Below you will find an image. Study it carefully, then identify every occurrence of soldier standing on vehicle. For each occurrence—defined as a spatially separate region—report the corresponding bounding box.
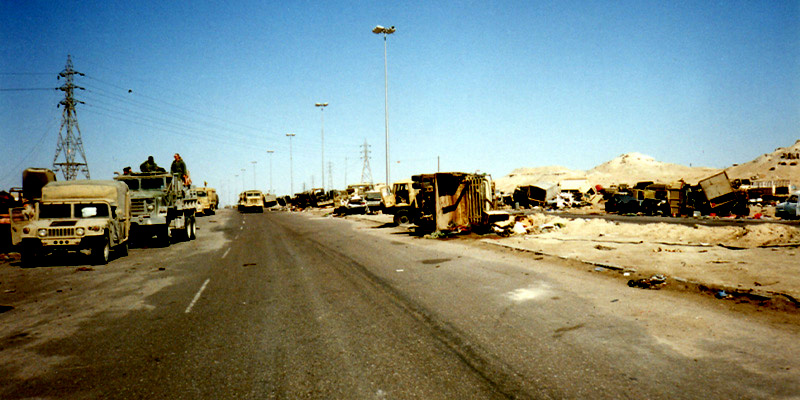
[171,153,191,186]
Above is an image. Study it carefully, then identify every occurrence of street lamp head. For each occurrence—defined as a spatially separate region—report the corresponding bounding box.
[286,133,295,137]
[267,150,274,154]
[315,102,328,107]
[373,25,395,34]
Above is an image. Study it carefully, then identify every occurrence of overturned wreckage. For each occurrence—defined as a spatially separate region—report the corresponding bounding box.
[384,172,508,233]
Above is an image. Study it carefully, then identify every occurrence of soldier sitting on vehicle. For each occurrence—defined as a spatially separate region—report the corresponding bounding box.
[140,156,166,173]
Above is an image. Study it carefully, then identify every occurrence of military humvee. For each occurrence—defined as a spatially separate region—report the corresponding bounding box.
[11,180,130,266]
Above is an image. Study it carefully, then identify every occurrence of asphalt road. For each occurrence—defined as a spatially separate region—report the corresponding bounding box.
[1,209,798,399]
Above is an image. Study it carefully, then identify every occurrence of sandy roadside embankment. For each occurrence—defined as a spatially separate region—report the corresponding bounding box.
[300,208,800,310]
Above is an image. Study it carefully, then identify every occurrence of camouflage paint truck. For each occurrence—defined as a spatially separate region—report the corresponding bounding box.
[11,180,130,266]
[114,171,197,245]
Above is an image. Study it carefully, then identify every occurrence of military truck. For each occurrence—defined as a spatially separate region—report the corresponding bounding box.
[195,186,218,216]
[11,180,130,266]
[3,168,58,252]
[114,172,197,245]
[237,190,265,212]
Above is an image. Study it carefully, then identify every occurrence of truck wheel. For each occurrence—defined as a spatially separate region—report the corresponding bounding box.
[158,226,172,247]
[93,236,110,265]
[188,218,197,240]
[394,210,411,225]
[117,241,129,257]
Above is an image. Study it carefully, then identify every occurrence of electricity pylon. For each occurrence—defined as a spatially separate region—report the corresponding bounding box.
[52,55,90,180]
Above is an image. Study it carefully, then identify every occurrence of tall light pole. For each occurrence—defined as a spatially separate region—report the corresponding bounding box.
[373,25,395,185]
[286,133,296,194]
[251,161,257,188]
[315,102,328,190]
[240,168,246,191]
[267,150,274,194]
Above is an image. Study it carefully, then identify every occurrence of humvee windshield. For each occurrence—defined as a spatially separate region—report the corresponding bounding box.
[75,203,110,218]
[197,191,208,197]
[39,204,71,218]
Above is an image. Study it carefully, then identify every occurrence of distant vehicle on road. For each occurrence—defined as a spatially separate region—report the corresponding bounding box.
[195,186,218,216]
[238,190,264,213]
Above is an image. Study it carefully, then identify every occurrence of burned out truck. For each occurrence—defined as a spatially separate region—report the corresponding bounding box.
[384,172,507,232]
[11,180,130,266]
[114,172,197,245]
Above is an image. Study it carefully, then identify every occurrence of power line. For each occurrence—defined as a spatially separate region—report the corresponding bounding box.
[0,88,57,91]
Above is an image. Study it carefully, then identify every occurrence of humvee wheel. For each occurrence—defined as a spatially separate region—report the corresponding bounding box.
[20,245,40,267]
[93,236,110,265]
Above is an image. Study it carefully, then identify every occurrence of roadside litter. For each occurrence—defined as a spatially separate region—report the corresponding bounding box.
[627,274,667,290]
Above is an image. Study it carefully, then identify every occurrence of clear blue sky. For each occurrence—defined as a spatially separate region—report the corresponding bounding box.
[2,1,798,204]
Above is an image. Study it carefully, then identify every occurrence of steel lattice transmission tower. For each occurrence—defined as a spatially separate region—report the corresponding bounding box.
[360,139,373,184]
[53,55,90,180]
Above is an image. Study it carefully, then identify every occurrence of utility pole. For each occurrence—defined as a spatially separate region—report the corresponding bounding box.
[315,102,328,190]
[286,133,296,194]
[327,162,333,192]
[267,150,274,195]
[251,161,257,188]
[360,139,373,184]
[53,55,90,180]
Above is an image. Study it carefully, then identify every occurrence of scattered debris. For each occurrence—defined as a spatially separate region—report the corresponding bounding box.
[594,267,607,272]
[75,267,94,272]
[715,290,731,299]
[594,245,615,251]
[627,274,667,290]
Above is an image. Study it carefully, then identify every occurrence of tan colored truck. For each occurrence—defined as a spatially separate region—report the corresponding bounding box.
[11,180,131,266]
[195,186,218,216]
[238,190,265,212]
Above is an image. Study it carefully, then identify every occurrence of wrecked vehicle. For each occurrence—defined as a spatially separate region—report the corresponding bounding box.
[605,193,641,214]
[363,190,383,214]
[689,171,749,216]
[775,191,800,220]
[11,180,130,266]
[388,172,506,232]
[382,179,417,224]
[513,182,559,209]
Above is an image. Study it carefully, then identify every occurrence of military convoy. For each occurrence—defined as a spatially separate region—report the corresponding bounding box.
[113,171,197,245]
[11,180,131,266]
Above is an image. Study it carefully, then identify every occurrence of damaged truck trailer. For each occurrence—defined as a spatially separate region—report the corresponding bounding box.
[384,172,507,232]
